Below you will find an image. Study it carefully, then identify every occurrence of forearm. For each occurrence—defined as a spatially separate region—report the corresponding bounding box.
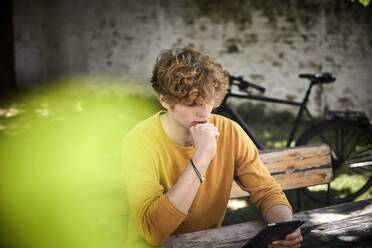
[165,159,207,213]
[265,204,293,223]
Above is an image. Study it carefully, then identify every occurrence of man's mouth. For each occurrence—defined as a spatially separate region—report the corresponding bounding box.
[192,120,209,125]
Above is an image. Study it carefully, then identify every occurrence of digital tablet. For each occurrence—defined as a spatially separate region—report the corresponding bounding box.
[241,220,305,248]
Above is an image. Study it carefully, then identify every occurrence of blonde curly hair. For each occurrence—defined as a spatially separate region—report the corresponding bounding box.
[151,46,229,107]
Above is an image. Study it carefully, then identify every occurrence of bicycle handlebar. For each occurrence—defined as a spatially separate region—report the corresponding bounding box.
[228,74,266,93]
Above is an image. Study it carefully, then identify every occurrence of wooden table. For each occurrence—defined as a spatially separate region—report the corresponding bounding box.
[164,198,372,248]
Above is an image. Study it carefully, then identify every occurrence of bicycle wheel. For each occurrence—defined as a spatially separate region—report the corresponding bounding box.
[296,119,372,204]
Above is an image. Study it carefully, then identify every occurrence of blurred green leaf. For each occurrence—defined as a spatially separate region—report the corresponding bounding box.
[0,77,161,248]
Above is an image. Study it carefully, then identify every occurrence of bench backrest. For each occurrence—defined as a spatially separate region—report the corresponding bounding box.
[230,144,332,198]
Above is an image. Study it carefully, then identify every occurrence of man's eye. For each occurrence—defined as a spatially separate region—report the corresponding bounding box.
[187,103,198,107]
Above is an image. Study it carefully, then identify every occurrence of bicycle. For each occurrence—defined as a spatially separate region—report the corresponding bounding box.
[214,73,372,206]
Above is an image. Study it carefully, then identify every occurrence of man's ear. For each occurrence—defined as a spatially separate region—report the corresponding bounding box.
[157,94,170,109]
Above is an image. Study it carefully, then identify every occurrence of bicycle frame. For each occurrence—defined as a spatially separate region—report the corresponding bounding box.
[218,82,318,150]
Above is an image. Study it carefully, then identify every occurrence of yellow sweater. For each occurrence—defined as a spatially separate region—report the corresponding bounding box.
[122,111,291,247]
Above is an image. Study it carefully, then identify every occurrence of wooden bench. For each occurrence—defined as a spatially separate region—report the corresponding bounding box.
[163,144,337,248]
[230,143,333,199]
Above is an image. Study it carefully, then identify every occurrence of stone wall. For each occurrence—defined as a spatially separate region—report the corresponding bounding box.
[13,0,372,116]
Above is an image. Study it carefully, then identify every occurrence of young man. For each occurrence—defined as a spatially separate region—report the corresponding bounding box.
[122,47,302,247]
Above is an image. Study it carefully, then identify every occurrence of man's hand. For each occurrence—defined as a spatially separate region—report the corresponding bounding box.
[268,228,302,248]
[265,205,303,247]
[190,123,219,168]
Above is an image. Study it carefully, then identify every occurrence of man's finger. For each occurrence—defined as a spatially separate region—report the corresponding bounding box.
[269,229,302,247]
[270,237,302,248]
[285,228,302,240]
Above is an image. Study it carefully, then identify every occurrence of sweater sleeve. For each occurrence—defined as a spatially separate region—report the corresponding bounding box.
[231,122,292,218]
[122,135,187,246]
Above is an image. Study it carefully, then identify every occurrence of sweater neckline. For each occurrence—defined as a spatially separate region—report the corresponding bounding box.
[157,110,195,151]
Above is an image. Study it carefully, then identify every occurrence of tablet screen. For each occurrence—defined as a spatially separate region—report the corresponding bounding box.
[241,220,304,248]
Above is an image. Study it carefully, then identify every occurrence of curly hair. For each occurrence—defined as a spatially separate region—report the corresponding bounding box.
[151,46,229,107]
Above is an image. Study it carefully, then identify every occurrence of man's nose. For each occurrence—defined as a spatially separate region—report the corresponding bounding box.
[196,104,210,117]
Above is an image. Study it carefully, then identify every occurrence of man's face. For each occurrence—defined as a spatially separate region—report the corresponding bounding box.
[167,100,215,130]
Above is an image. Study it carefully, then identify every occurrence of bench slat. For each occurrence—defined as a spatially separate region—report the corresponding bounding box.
[230,144,332,199]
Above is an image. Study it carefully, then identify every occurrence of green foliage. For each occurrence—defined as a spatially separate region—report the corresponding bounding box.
[0,77,161,248]
[352,0,371,6]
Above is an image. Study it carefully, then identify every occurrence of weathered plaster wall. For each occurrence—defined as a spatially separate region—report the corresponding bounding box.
[13,0,372,116]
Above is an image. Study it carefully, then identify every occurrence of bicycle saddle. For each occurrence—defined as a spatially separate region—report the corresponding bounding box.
[299,73,336,84]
